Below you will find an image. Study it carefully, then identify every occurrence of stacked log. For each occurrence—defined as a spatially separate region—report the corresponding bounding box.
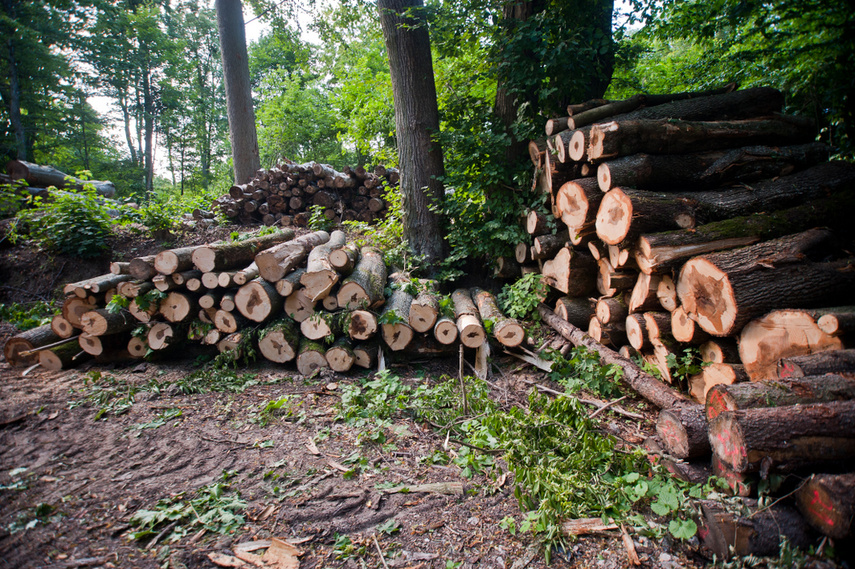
[211,160,398,227]
[4,230,524,374]
[530,85,855,558]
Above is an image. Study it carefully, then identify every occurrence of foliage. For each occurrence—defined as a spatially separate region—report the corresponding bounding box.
[497,273,548,320]
[307,204,334,232]
[0,301,55,330]
[545,346,625,399]
[129,470,246,543]
[68,371,144,421]
[174,367,262,396]
[13,186,113,258]
[0,181,30,219]
[253,395,300,427]
[344,187,420,273]
[666,347,707,388]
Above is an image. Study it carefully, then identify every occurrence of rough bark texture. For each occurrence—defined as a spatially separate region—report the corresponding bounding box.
[378,0,445,265]
[194,229,296,274]
[542,247,598,296]
[596,187,696,246]
[655,404,710,460]
[301,230,347,300]
[709,400,855,473]
[555,296,596,328]
[337,247,387,310]
[380,289,415,351]
[215,0,261,184]
[796,473,855,539]
[688,363,749,406]
[778,349,855,379]
[4,324,64,366]
[539,304,692,409]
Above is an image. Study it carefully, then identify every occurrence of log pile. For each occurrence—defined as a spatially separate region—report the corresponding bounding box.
[4,229,525,376]
[211,160,398,227]
[528,85,855,557]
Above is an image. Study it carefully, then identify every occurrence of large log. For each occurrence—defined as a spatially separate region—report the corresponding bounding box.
[588,116,814,162]
[655,404,710,460]
[635,192,855,275]
[777,349,855,379]
[541,247,597,296]
[235,279,284,323]
[709,400,855,473]
[257,318,299,363]
[555,296,596,328]
[796,473,855,540]
[538,304,693,409]
[678,229,855,337]
[6,159,116,197]
[738,308,845,381]
[595,187,696,246]
[336,247,387,310]
[301,229,347,300]
[194,228,297,274]
[4,324,65,366]
[553,179,601,244]
[704,375,855,421]
[472,287,525,348]
[80,309,137,336]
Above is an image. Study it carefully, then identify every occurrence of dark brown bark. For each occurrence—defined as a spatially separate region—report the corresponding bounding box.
[542,247,597,296]
[378,0,445,265]
[194,228,297,274]
[778,349,855,379]
[555,296,596,328]
[595,188,696,246]
[655,404,710,460]
[796,473,855,539]
[689,363,749,406]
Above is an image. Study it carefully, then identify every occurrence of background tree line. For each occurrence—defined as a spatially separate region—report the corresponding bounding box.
[1,0,851,268]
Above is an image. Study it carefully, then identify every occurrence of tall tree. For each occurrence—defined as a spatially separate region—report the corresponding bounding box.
[215,0,260,184]
[377,0,446,265]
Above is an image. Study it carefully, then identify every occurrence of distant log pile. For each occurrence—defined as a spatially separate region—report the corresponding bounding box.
[4,229,524,376]
[527,85,855,558]
[212,160,398,227]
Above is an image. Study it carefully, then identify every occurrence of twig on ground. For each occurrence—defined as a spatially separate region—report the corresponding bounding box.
[372,534,390,569]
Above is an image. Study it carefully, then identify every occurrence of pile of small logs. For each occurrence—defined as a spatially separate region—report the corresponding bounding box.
[212,160,398,227]
[3,229,525,378]
[521,84,855,558]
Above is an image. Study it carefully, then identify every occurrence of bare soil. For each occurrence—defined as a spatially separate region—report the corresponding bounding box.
[0,224,715,569]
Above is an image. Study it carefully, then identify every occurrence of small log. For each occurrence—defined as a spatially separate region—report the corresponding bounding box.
[643,437,713,485]
[381,289,415,351]
[542,247,597,296]
[217,271,239,289]
[494,256,522,279]
[220,293,236,312]
[257,319,299,363]
[554,178,601,243]
[274,268,306,297]
[434,316,458,345]
[796,473,855,540]
[345,309,378,341]
[817,307,855,336]
[296,338,328,376]
[199,292,223,310]
[709,400,855,473]
[671,306,710,345]
[697,499,814,560]
[326,337,356,372]
[235,279,283,323]
[201,272,221,289]
[152,275,181,293]
[62,296,97,328]
[117,280,154,298]
[778,349,855,379]
[80,309,137,336]
[353,342,379,369]
[532,231,570,261]
[38,342,88,371]
[78,332,129,356]
[711,453,756,497]
[64,273,133,296]
[51,315,75,339]
[301,229,347,300]
[193,229,296,273]
[655,275,678,313]
[214,309,250,334]
[147,322,184,351]
[300,312,340,341]
[738,308,845,381]
[129,297,158,323]
[628,273,661,314]
[689,363,749,406]
[284,289,315,323]
[329,243,360,275]
[472,287,525,348]
[699,338,741,364]
[127,335,150,358]
[336,247,387,310]
[452,289,486,349]
[625,314,650,351]
[4,324,65,366]
[155,245,202,275]
[555,296,596,328]
[679,229,855,337]
[526,210,551,236]
[217,332,244,354]
[705,375,855,422]
[643,312,672,346]
[233,262,259,286]
[655,404,710,460]
[160,291,197,323]
[566,94,645,130]
[545,116,571,136]
[409,282,440,333]
[596,296,628,326]
[539,304,693,409]
[110,261,130,275]
[588,317,626,348]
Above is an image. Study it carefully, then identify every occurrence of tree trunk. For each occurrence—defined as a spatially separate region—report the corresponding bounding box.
[678,229,855,337]
[539,304,693,409]
[689,363,749,406]
[709,400,855,473]
[595,188,696,247]
[346,309,378,341]
[796,473,855,540]
[337,247,387,310]
[257,318,299,363]
[194,228,297,274]
[555,296,596,328]
[378,0,445,265]
[588,115,813,161]
[215,0,261,184]
[5,160,117,197]
[296,338,328,376]
[4,324,65,366]
[326,337,356,372]
[778,349,855,379]
[738,309,846,381]
[80,309,137,336]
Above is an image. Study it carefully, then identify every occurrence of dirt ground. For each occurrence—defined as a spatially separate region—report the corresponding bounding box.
[0,224,770,568]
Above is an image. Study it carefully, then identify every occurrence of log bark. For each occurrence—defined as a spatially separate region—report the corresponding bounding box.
[193,229,297,274]
[655,404,710,460]
[678,229,855,337]
[555,296,596,328]
[689,363,749,406]
[274,268,306,297]
[595,187,695,247]
[155,245,203,275]
[80,309,137,336]
[699,338,740,364]
[472,287,525,348]
[353,341,380,369]
[532,231,570,261]
[494,256,522,279]
[566,94,646,130]
[337,247,387,310]
[539,304,693,409]
[709,400,855,473]
[110,261,130,275]
[588,116,813,162]
[301,229,347,300]
[452,289,486,349]
[235,278,283,323]
[643,312,672,346]
[526,210,551,236]
[38,342,88,371]
[381,288,415,351]
[738,308,845,381]
[817,308,855,336]
[6,160,116,197]
[254,230,328,282]
[257,318,299,363]
[796,473,855,540]
[542,247,597,296]
[778,349,855,379]
[326,337,356,372]
[296,338,328,376]
[128,255,158,281]
[705,375,855,422]
[329,243,360,275]
[4,324,64,366]
[78,332,129,356]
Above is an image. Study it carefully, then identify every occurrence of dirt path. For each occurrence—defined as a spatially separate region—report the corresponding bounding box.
[0,353,706,569]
